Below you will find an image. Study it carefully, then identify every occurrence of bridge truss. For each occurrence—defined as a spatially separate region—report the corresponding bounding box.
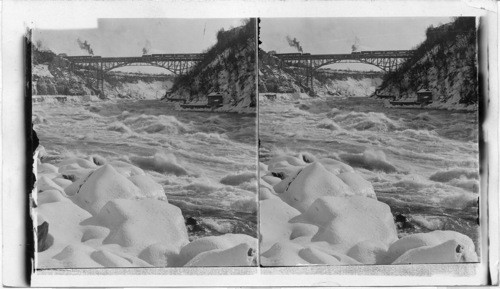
[275,50,413,94]
[64,54,204,97]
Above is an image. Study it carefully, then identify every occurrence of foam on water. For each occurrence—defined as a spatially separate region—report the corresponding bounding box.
[339,149,398,173]
[332,111,402,132]
[34,99,257,240]
[130,153,189,176]
[108,121,134,134]
[317,119,344,131]
[429,168,479,182]
[259,96,480,247]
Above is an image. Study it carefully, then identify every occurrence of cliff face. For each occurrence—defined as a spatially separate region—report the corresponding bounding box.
[169,19,256,110]
[378,17,478,107]
[31,48,174,100]
[258,50,304,94]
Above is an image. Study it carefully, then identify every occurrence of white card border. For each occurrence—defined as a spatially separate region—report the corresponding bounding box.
[1,0,497,287]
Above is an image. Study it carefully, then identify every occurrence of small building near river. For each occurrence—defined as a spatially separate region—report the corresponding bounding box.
[417,89,433,104]
[207,92,224,108]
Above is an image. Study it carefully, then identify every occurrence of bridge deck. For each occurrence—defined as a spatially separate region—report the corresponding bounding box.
[64,54,205,63]
[275,50,414,60]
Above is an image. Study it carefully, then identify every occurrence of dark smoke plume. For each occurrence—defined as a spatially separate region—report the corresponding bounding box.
[76,38,94,55]
[142,40,152,55]
[351,36,361,52]
[286,36,303,53]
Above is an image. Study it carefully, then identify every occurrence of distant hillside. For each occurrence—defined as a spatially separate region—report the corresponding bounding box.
[168,19,256,111]
[377,17,478,108]
[258,50,383,97]
[31,48,174,100]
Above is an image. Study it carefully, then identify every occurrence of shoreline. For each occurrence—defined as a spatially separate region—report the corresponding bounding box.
[34,147,258,268]
[259,151,479,265]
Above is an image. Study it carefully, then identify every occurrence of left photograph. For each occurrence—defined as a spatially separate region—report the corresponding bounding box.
[31,18,258,268]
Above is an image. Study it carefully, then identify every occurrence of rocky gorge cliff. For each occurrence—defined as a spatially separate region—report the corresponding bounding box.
[377,17,478,109]
[168,19,256,111]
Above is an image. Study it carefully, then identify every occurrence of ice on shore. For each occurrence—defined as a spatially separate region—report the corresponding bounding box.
[260,151,478,265]
[34,153,257,268]
[274,162,354,212]
[177,234,257,266]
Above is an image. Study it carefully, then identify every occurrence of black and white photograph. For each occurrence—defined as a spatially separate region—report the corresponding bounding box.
[31,18,258,268]
[258,17,481,265]
[1,0,498,287]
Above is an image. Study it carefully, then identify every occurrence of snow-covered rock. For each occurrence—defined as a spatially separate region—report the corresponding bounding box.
[392,239,469,264]
[36,200,93,259]
[274,162,354,212]
[139,243,180,267]
[72,164,142,215]
[177,234,257,266]
[184,243,255,267]
[96,198,189,252]
[291,196,398,250]
[337,172,376,199]
[384,230,478,264]
[260,198,301,252]
[128,174,166,199]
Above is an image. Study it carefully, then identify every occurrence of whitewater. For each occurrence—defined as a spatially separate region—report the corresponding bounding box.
[259,96,480,253]
[33,98,258,241]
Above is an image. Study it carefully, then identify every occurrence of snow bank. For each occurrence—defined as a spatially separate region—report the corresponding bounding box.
[34,154,256,268]
[96,198,188,251]
[33,64,54,78]
[184,242,255,267]
[72,164,142,215]
[129,174,166,198]
[177,234,257,266]
[260,150,478,265]
[274,162,354,212]
[292,196,398,250]
[384,230,478,264]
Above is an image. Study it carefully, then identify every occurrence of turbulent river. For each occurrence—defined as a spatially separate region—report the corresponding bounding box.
[33,99,257,240]
[259,96,480,252]
[33,96,481,253]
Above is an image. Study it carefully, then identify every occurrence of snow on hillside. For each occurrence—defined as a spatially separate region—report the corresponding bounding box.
[168,19,256,112]
[378,17,478,109]
[33,64,53,78]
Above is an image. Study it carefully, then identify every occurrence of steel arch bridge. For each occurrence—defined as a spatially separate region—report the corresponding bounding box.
[64,54,205,97]
[274,50,414,94]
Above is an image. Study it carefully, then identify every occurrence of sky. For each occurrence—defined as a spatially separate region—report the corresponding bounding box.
[261,17,454,70]
[33,18,245,73]
[33,17,455,73]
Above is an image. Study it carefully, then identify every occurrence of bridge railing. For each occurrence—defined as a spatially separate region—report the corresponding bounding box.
[274,50,414,60]
[64,54,206,63]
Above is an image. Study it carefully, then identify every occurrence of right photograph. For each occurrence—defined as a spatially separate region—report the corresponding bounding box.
[258,17,481,266]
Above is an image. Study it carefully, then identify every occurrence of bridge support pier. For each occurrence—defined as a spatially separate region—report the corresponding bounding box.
[97,62,105,99]
[306,60,314,96]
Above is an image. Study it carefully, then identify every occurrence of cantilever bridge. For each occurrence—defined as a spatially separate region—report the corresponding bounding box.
[63,54,205,97]
[273,50,414,94]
